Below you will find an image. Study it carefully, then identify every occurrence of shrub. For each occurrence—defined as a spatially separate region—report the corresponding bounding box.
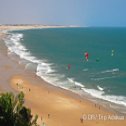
[0,92,39,126]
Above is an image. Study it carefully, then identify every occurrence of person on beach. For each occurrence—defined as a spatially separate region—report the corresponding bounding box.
[80,116,83,123]
[95,104,96,107]
[48,114,50,118]
[16,83,18,86]
[29,88,31,92]
[41,116,43,121]
[84,52,89,61]
[99,106,100,110]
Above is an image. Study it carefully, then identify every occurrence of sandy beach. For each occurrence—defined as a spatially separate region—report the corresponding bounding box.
[0,25,126,126]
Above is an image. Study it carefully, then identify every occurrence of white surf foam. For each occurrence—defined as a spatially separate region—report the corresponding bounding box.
[91,76,117,81]
[82,68,88,72]
[97,85,104,91]
[4,32,62,86]
[67,78,85,88]
[75,82,85,88]
[82,88,126,107]
[67,78,75,83]
[101,68,119,74]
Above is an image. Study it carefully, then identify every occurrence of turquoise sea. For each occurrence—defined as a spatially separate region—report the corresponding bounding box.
[5,27,126,113]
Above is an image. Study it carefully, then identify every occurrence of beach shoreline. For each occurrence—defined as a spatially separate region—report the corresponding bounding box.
[0,25,126,126]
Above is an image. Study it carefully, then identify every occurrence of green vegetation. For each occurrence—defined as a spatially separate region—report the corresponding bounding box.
[0,92,39,126]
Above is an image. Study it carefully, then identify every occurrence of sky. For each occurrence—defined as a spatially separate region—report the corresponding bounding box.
[0,0,126,27]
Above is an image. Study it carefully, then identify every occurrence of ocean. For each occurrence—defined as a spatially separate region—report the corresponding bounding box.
[4,27,126,113]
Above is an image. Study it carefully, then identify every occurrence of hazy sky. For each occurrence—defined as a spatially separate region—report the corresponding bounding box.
[0,0,126,26]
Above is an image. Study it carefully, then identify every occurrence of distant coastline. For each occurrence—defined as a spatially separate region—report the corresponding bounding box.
[0,24,79,31]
